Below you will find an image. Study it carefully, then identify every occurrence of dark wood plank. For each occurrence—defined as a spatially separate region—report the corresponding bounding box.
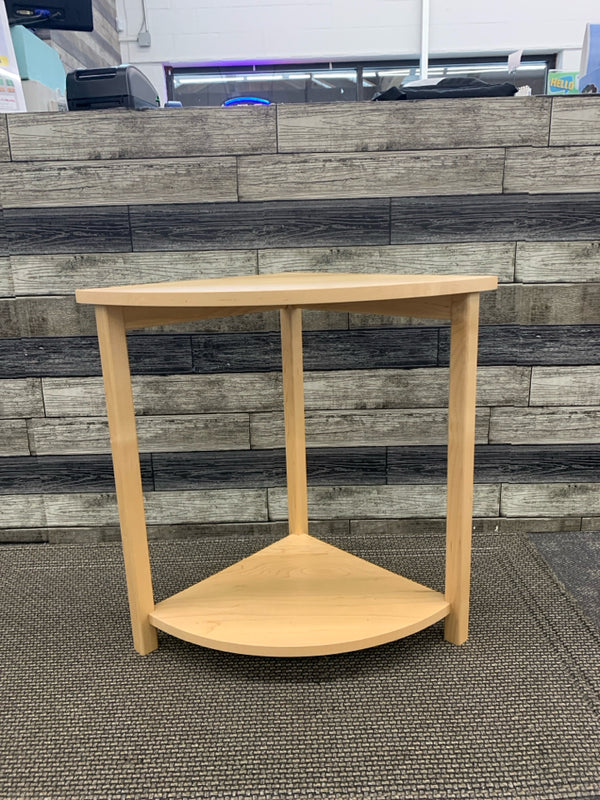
[191,328,439,373]
[152,447,385,490]
[238,149,505,201]
[0,115,9,161]
[387,445,600,484]
[5,206,132,255]
[130,198,390,251]
[0,454,153,494]
[550,97,600,146]
[0,334,193,377]
[505,146,600,194]
[278,98,551,153]
[0,210,8,257]
[2,157,237,208]
[7,106,276,161]
[439,325,600,366]
[392,193,600,243]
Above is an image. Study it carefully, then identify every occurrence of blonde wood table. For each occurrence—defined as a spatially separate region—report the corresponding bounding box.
[77,272,497,657]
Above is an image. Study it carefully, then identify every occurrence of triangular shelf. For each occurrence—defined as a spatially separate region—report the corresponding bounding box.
[150,534,450,656]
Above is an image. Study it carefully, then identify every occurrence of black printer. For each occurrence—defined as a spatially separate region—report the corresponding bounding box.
[66,65,160,110]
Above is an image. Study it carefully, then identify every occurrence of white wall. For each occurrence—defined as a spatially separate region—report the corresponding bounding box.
[115,0,599,103]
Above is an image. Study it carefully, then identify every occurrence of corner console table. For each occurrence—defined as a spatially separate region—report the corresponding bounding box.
[76,272,497,657]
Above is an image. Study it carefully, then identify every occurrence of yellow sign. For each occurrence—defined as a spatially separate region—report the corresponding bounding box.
[0,55,8,67]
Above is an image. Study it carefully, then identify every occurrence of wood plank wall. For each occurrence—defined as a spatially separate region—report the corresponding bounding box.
[1,97,599,544]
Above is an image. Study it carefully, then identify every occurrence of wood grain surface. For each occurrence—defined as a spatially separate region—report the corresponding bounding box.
[1,157,238,208]
[277,98,550,153]
[0,116,9,161]
[480,284,600,324]
[130,199,390,251]
[0,419,29,456]
[7,106,276,161]
[501,482,600,517]
[0,378,43,417]
[0,258,12,297]
[505,146,600,194]
[258,242,515,282]
[516,241,600,283]
[238,149,505,201]
[490,407,600,444]
[530,366,600,406]
[549,97,600,147]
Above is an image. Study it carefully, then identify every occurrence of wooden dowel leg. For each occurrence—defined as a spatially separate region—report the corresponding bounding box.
[444,292,480,645]
[95,305,158,655]
[280,306,309,536]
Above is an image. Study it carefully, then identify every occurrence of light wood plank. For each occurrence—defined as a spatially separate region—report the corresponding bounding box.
[11,251,257,296]
[268,484,500,519]
[505,146,600,194]
[0,258,13,297]
[0,115,9,161]
[501,483,600,517]
[515,241,600,283]
[14,296,97,337]
[0,495,45,527]
[550,97,600,146]
[280,307,308,535]
[490,407,600,444]
[278,98,550,153]
[27,414,251,455]
[149,533,450,656]
[1,157,237,209]
[251,408,490,449]
[349,516,582,537]
[0,379,43,418]
[0,419,30,456]
[238,149,505,202]
[530,367,600,407]
[480,283,600,325]
[7,106,276,161]
[444,292,479,644]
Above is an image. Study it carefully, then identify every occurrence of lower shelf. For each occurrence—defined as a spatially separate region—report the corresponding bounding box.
[149,533,450,657]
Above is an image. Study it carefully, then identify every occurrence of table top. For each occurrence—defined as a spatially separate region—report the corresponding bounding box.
[76,271,498,308]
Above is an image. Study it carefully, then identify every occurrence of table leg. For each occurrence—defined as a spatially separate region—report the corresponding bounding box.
[96,305,158,654]
[444,292,480,645]
[280,306,309,536]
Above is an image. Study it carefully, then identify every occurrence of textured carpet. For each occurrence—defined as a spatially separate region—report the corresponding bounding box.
[1,531,599,800]
[529,530,600,630]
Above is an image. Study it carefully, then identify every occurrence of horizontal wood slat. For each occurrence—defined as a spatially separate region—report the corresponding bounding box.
[1,419,30,456]
[5,206,132,255]
[11,250,257,296]
[257,242,516,282]
[501,482,600,517]
[516,241,600,283]
[27,414,250,455]
[277,98,551,153]
[130,199,390,251]
[392,193,600,243]
[480,284,600,325]
[1,157,238,208]
[251,409,490,449]
[267,484,500,519]
[238,149,505,201]
[0,378,43,417]
[530,367,600,406]
[504,146,600,194]
[0,116,9,161]
[1,495,46,527]
[0,258,13,297]
[549,97,600,147]
[7,106,276,161]
[490,407,600,444]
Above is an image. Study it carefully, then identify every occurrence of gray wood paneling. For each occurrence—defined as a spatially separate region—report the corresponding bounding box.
[0,115,9,161]
[1,157,238,208]
[490,407,600,444]
[0,379,44,418]
[0,299,20,337]
[501,482,600,517]
[7,106,276,161]
[42,374,283,416]
[0,258,13,297]
[516,241,600,283]
[130,199,390,251]
[1,419,30,456]
[238,149,505,202]
[581,518,600,530]
[349,516,582,536]
[258,242,515,282]
[5,206,132,255]
[267,484,500,519]
[0,495,46,528]
[251,408,490,449]
[480,284,600,325]
[530,367,600,406]
[504,146,600,194]
[11,250,257,296]
[277,98,550,153]
[12,296,97,337]
[27,414,250,455]
[550,97,600,146]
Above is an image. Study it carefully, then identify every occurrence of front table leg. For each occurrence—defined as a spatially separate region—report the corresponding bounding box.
[95,305,158,654]
[445,292,480,645]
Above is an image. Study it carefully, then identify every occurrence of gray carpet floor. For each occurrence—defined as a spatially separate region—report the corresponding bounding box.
[1,531,599,800]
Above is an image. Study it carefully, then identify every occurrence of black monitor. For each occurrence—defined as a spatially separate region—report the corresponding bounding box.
[4,0,93,31]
